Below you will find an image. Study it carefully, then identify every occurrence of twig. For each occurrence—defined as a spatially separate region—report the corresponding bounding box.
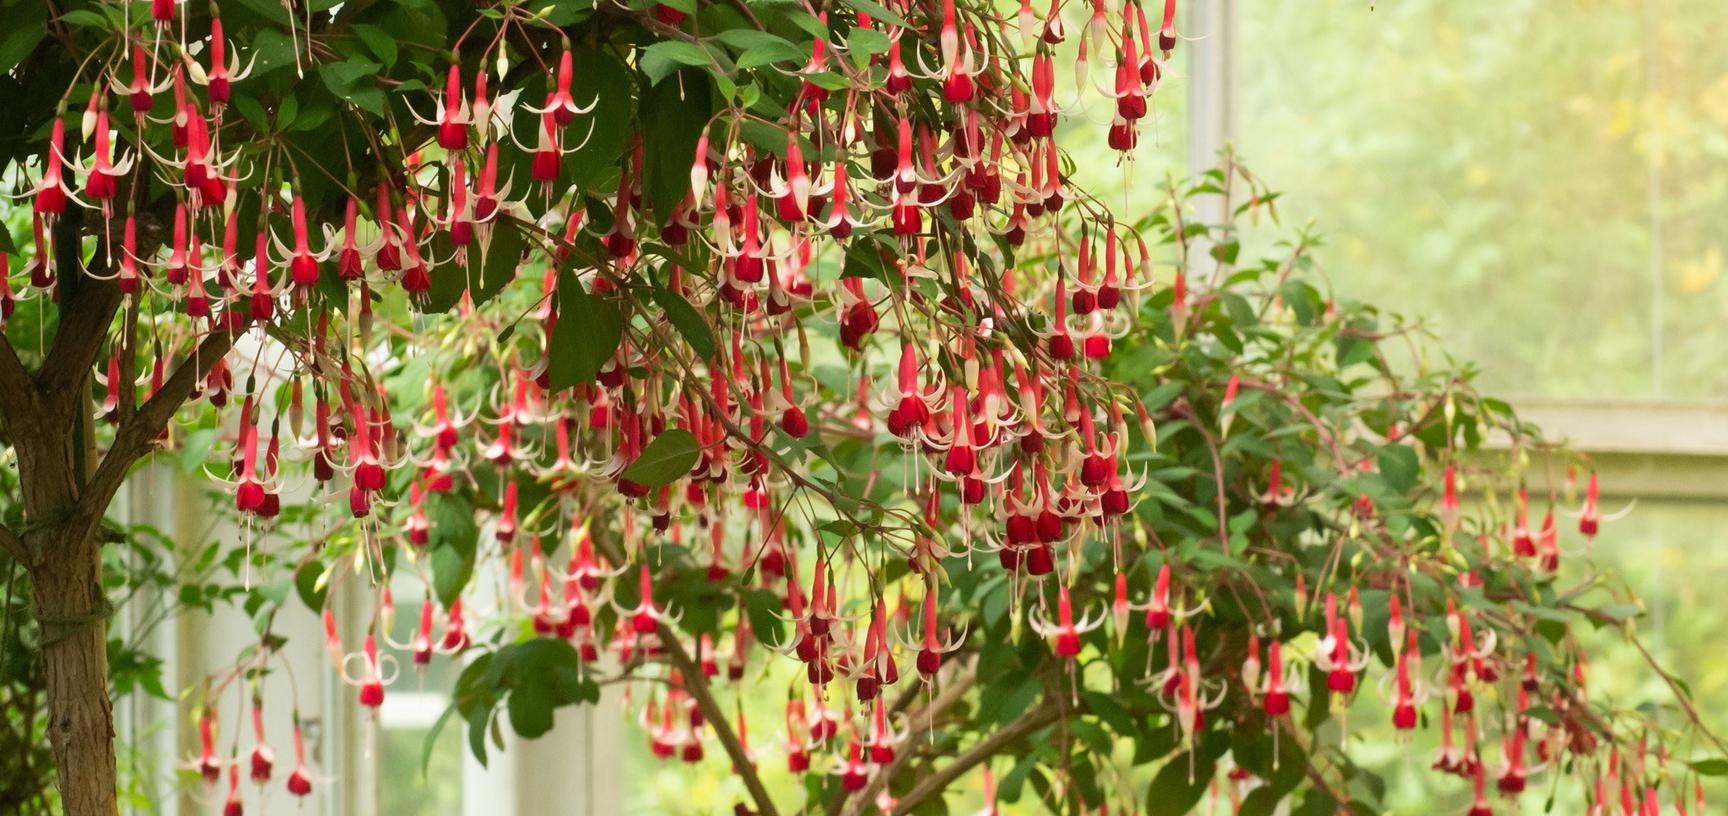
[75,328,235,538]
[1175,402,1231,552]
[836,664,979,816]
[1627,624,1728,757]
[0,525,26,565]
[0,333,30,424]
[888,697,1065,816]
[653,621,782,816]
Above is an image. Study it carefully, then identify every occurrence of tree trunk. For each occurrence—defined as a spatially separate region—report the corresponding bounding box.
[29,526,118,816]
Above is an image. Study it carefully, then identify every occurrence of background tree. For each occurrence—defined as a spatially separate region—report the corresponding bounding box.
[0,2,1716,816]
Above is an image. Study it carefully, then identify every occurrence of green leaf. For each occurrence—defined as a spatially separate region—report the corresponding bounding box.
[545,271,625,390]
[1140,381,1186,412]
[639,41,713,85]
[507,684,555,738]
[1238,787,1284,816]
[843,237,894,279]
[352,24,399,68]
[652,287,717,360]
[785,11,830,40]
[466,711,490,766]
[427,493,479,606]
[233,95,268,130]
[1080,691,1138,738]
[276,94,300,129]
[320,58,386,116]
[719,30,806,70]
[978,675,1039,726]
[716,29,800,51]
[842,0,910,29]
[421,702,458,777]
[621,429,700,487]
[56,8,109,29]
[798,71,851,92]
[1144,733,1228,816]
[999,747,1044,802]
[294,561,330,612]
[1376,444,1419,493]
[639,70,714,223]
[745,588,786,647]
[736,42,809,71]
[1231,723,1306,795]
[454,654,498,717]
[540,0,596,25]
[848,27,892,56]
[0,3,46,74]
[1689,758,1728,776]
[248,29,298,77]
[468,220,528,308]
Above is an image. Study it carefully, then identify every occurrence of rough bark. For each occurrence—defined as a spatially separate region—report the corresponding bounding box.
[8,208,126,815]
[28,524,117,816]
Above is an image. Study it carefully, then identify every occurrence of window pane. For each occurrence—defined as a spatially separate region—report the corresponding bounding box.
[1236,0,1728,399]
[379,722,464,816]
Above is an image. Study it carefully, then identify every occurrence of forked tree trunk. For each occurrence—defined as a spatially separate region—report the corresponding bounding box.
[28,525,118,816]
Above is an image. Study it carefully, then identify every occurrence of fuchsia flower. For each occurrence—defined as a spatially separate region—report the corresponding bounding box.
[78,110,134,217]
[194,707,222,783]
[222,765,243,816]
[285,714,315,797]
[1441,464,1462,530]
[0,253,13,322]
[114,42,170,115]
[217,395,278,516]
[273,194,331,289]
[433,64,471,151]
[907,581,965,679]
[1158,0,1179,54]
[1029,583,1102,660]
[1147,624,1226,763]
[1261,639,1292,716]
[247,700,273,783]
[835,738,870,791]
[1315,591,1369,695]
[527,48,599,126]
[1389,630,1425,731]
[1139,563,1198,632]
[619,563,682,635]
[340,632,397,710]
[200,18,256,107]
[30,119,75,217]
[1568,471,1633,543]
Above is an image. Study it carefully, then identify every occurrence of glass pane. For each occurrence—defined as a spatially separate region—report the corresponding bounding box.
[379,722,464,816]
[1059,4,1191,214]
[1236,0,1728,400]
[378,570,463,816]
